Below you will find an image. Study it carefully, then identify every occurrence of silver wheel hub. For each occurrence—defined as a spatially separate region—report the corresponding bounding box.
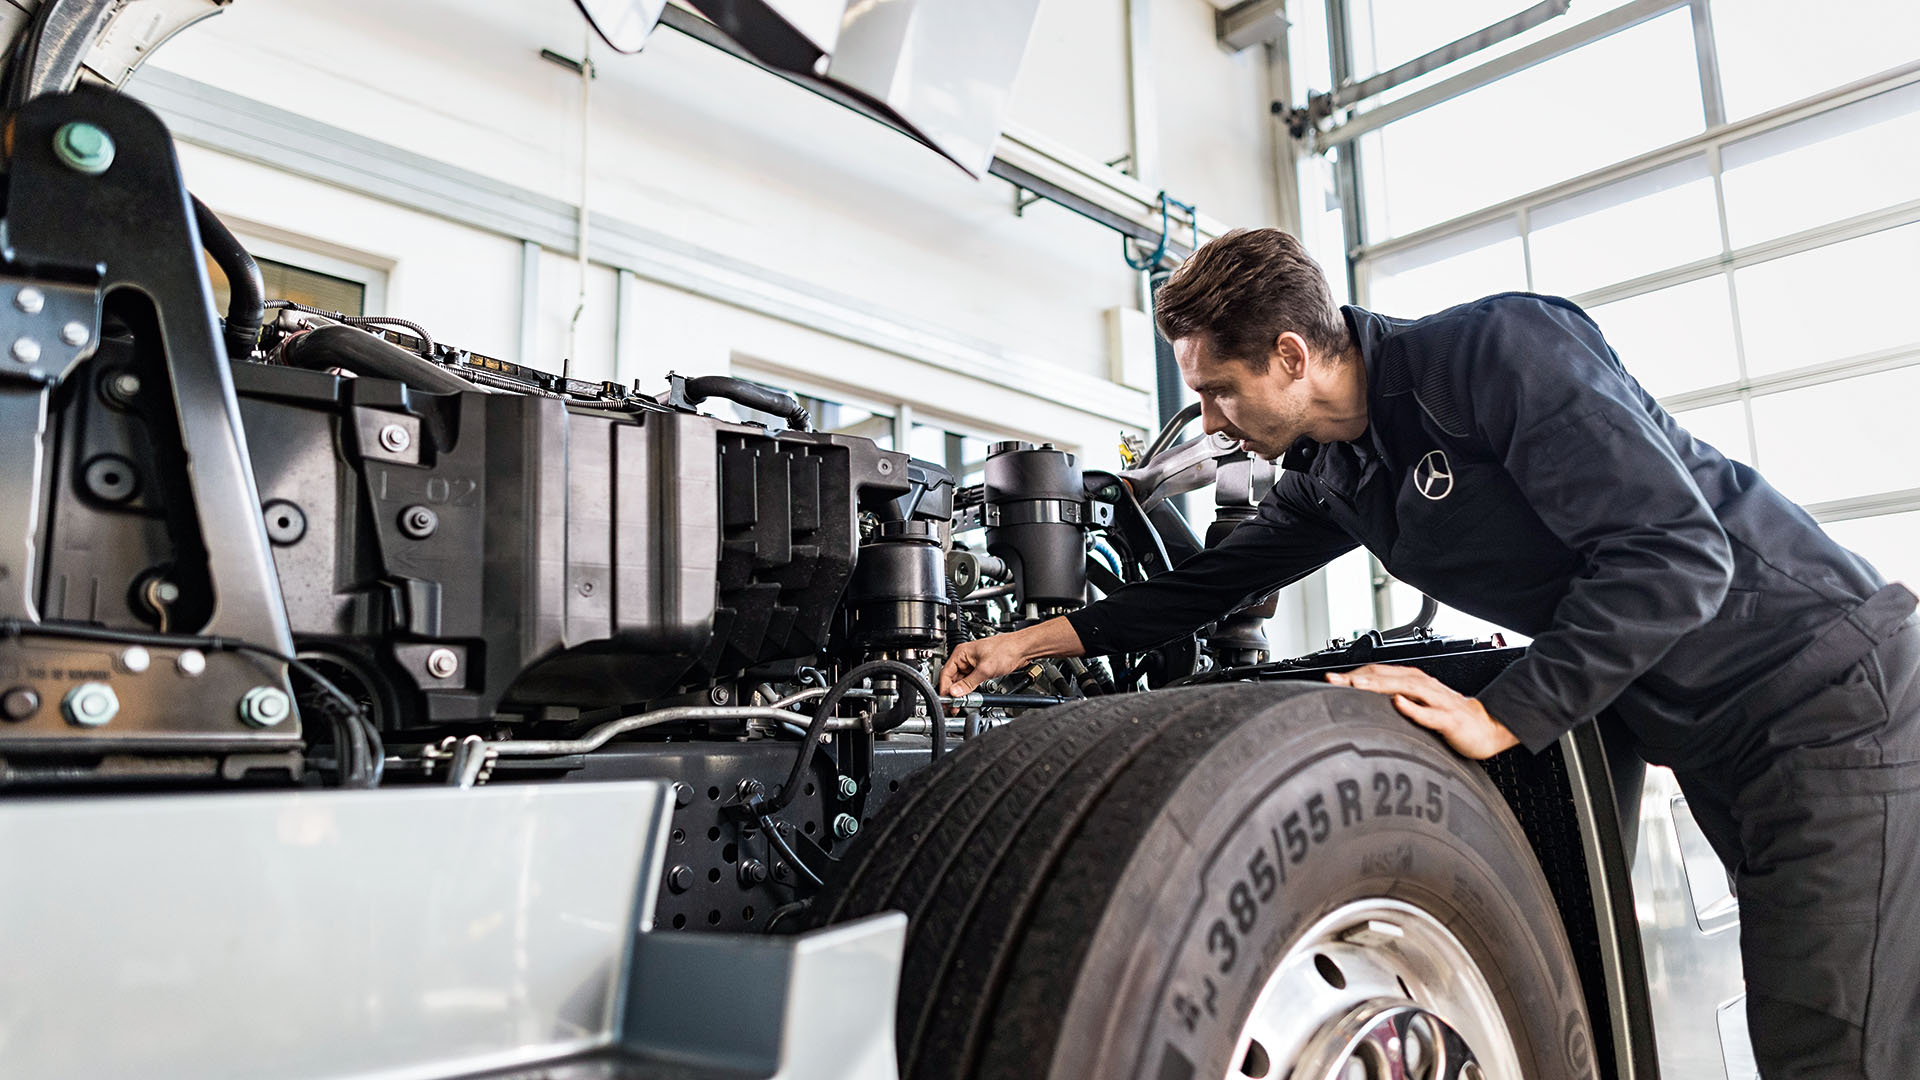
[1225,899,1521,1080]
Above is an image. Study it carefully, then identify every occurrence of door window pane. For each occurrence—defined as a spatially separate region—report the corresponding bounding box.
[1671,400,1752,467]
[1749,366,1920,505]
[1589,277,1740,400]
[1822,511,1920,588]
[1529,157,1723,297]
[1734,222,1920,376]
[1360,11,1703,239]
[1363,218,1526,317]
[1712,0,1920,120]
[1721,82,1920,249]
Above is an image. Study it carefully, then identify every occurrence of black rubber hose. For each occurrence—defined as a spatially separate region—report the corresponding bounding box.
[281,324,473,396]
[683,375,812,431]
[754,660,941,817]
[191,196,266,360]
[1139,400,1203,467]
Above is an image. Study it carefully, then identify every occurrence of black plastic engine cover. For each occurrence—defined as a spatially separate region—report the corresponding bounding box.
[225,363,910,725]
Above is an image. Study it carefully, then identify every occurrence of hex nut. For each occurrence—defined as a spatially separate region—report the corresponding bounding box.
[239,685,293,727]
[53,121,115,174]
[425,648,459,679]
[738,859,769,886]
[398,504,438,539]
[832,813,860,839]
[378,423,411,453]
[837,775,860,799]
[63,682,118,727]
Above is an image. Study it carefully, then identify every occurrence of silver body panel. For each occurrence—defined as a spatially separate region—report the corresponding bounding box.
[0,781,904,1080]
[1628,765,1758,1080]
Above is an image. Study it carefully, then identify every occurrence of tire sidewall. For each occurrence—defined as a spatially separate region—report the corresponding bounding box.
[1047,689,1596,1080]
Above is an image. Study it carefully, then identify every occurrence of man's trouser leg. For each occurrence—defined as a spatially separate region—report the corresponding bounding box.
[1681,616,1920,1078]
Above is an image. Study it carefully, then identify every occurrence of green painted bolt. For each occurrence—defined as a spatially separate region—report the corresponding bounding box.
[53,122,115,175]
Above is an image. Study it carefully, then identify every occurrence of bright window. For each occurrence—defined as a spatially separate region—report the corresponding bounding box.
[1363,218,1526,317]
[1712,0,1920,120]
[1588,276,1741,399]
[1748,365,1920,506]
[1528,157,1722,298]
[1721,81,1920,249]
[1733,222,1920,377]
[1359,10,1703,240]
[1823,511,1920,588]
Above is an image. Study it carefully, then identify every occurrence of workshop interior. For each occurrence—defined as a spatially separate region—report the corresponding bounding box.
[0,1,1913,1079]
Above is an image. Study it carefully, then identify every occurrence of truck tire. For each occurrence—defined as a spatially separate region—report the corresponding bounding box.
[817,682,1596,1080]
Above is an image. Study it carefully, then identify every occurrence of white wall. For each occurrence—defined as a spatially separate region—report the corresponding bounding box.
[150,0,1283,463]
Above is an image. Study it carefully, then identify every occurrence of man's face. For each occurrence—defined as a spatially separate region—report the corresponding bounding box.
[1174,333,1313,459]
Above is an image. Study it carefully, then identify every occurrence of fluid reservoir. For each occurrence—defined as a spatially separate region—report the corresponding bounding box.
[848,520,950,650]
[983,441,1087,610]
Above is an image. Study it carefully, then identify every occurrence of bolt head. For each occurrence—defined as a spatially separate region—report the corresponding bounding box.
[61,321,89,347]
[14,287,44,315]
[11,337,41,364]
[832,813,860,839]
[1,686,41,722]
[63,682,119,727]
[378,423,411,453]
[119,646,151,674]
[110,372,142,398]
[837,775,860,799]
[709,684,730,705]
[153,580,181,604]
[667,865,694,893]
[176,649,207,677]
[398,504,438,539]
[53,121,115,174]
[426,648,459,679]
[239,686,293,727]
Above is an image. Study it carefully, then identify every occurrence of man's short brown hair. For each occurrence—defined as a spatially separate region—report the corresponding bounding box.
[1155,228,1349,370]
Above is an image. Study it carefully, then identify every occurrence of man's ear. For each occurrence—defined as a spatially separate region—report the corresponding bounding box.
[1272,331,1312,378]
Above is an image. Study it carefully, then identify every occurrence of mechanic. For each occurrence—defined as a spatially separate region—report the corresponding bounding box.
[940,227,1920,1079]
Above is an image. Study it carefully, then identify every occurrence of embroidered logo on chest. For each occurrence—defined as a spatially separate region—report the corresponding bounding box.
[1414,450,1454,501]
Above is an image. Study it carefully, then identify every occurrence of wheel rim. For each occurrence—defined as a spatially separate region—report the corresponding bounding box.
[1225,898,1521,1080]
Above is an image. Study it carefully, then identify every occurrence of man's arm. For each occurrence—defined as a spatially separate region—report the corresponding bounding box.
[1458,296,1733,751]
[940,473,1355,695]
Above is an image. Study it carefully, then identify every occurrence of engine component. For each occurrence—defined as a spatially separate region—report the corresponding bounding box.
[982,440,1089,611]
[848,519,950,650]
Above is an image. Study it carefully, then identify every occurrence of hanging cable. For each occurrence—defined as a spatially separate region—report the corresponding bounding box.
[1122,192,1200,271]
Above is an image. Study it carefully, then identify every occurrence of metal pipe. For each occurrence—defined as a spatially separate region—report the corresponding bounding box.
[489,688,828,757]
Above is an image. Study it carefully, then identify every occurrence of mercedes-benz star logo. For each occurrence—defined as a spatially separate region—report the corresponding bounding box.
[1414,449,1454,501]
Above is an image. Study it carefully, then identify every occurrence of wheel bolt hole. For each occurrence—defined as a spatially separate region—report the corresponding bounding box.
[1314,952,1347,989]
[1238,1038,1272,1078]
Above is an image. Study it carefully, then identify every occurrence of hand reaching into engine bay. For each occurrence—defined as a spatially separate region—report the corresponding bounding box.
[1325,663,1520,759]
[940,617,1087,697]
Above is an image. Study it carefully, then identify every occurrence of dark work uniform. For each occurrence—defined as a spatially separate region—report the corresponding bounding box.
[1066,294,1920,1078]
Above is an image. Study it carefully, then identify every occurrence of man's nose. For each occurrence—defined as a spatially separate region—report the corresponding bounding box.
[1199,398,1228,436]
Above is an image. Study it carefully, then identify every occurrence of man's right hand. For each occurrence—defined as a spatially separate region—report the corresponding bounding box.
[939,617,1087,697]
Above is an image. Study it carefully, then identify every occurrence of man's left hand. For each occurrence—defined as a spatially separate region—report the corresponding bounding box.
[1325,664,1520,759]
